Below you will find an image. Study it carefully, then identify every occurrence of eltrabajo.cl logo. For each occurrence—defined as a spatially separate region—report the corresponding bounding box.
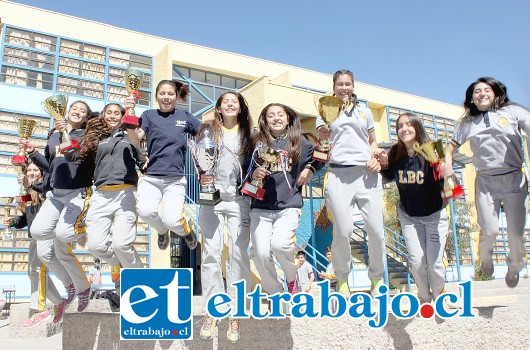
[206,280,475,328]
[120,268,193,340]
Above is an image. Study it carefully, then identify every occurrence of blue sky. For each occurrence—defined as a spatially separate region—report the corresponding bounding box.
[9,0,530,108]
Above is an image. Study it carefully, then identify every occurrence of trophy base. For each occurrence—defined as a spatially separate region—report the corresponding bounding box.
[441,185,465,200]
[312,150,329,162]
[122,115,140,129]
[15,194,32,203]
[241,182,265,201]
[60,140,81,155]
[11,155,28,167]
[198,190,222,206]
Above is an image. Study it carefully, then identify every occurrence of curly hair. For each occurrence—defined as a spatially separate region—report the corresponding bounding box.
[79,103,125,163]
[79,117,112,163]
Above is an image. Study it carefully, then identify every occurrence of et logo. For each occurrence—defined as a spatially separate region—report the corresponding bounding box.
[120,268,193,340]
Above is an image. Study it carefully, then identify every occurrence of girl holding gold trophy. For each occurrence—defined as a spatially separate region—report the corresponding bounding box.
[4,161,64,327]
[316,69,386,297]
[197,92,253,343]
[79,103,146,270]
[247,103,321,304]
[27,99,95,318]
[378,113,448,304]
[444,77,530,288]
[129,80,200,251]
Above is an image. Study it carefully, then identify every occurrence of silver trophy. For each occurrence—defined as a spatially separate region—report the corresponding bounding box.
[192,125,221,205]
[1,197,15,241]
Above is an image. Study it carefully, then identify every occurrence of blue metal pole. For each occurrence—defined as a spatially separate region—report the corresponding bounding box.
[469,227,475,267]
[449,199,462,281]
[309,183,317,268]
[363,230,368,265]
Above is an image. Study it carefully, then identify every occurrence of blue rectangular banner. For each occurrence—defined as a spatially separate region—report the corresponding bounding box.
[120,268,193,340]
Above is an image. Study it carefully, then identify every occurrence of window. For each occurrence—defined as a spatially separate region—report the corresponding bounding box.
[0,112,50,137]
[0,110,49,175]
[107,84,151,106]
[108,67,151,89]
[57,75,104,98]
[58,57,105,80]
[1,66,53,90]
[109,49,152,70]
[3,47,55,71]
[60,39,106,63]
[1,26,153,107]
[173,65,251,117]
[4,28,57,51]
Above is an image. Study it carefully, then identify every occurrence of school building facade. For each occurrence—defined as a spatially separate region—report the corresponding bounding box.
[0,0,527,299]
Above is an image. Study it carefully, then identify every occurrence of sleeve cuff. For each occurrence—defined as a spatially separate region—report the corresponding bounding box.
[305,164,316,173]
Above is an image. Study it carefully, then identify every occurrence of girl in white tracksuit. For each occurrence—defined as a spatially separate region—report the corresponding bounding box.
[248,103,322,298]
[445,77,530,288]
[131,80,201,251]
[380,113,448,303]
[28,100,95,320]
[80,103,146,271]
[198,92,253,343]
[316,69,386,296]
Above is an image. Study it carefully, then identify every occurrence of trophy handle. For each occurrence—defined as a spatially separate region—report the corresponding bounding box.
[42,93,69,116]
[188,139,198,161]
[313,95,322,113]
[412,142,429,159]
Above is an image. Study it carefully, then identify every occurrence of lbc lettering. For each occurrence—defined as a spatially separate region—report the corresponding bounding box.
[398,170,424,184]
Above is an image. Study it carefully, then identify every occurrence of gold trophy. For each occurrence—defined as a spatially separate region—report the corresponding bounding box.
[313,96,349,162]
[413,140,464,199]
[122,68,144,129]
[0,197,15,241]
[42,94,80,156]
[11,115,39,167]
[241,144,281,201]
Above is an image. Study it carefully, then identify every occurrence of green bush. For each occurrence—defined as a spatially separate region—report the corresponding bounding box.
[472,260,495,281]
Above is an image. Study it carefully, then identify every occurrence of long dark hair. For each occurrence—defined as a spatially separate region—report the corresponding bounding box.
[79,103,124,161]
[252,103,301,164]
[202,91,253,155]
[155,79,190,101]
[389,112,431,164]
[463,77,511,119]
[68,100,93,129]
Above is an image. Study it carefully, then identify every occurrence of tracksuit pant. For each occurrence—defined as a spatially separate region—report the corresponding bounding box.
[398,207,448,303]
[27,239,63,311]
[86,186,143,268]
[324,166,386,282]
[137,175,187,237]
[475,170,528,273]
[31,188,91,294]
[250,208,301,294]
[199,197,251,314]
